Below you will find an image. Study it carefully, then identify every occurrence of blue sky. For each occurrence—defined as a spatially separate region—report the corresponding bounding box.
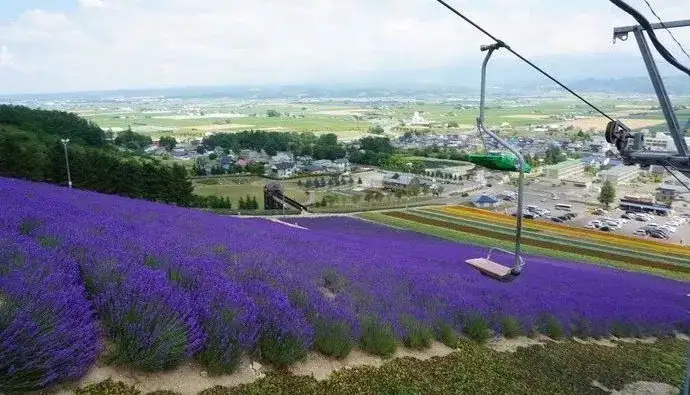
[0,0,687,94]
[0,0,76,22]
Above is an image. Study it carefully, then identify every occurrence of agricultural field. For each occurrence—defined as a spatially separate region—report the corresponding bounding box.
[2,176,689,393]
[76,95,687,143]
[369,206,690,279]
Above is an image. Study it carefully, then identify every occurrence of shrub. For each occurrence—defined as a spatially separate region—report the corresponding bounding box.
[463,313,491,342]
[500,316,523,339]
[18,218,41,235]
[243,281,313,367]
[401,317,433,350]
[96,268,202,371]
[538,315,564,340]
[195,278,260,375]
[570,317,593,339]
[322,268,348,294]
[437,322,459,348]
[361,317,397,357]
[0,236,102,393]
[259,329,309,368]
[314,318,353,359]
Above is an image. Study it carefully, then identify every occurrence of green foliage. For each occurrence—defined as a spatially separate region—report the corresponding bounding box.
[537,315,564,340]
[158,135,177,151]
[322,268,348,294]
[500,316,523,339]
[401,317,433,350]
[463,313,491,343]
[201,130,345,161]
[37,235,60,248]
[447,121,459,128]
[114,127,153,152]
[543,145,566,165]
[369,124,385,134]
[599,180,616,209]
[258,330,308,368]
[188,340,688,395]
[360,317,397,357]
[437,323,459,348]
[266,109,281,117]
[18,218,41,236]
[0,104,106,147]
[75,379,140,395]
[314,319,353,359]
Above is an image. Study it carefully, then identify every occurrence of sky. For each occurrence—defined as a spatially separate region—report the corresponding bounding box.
[0,0,688,94]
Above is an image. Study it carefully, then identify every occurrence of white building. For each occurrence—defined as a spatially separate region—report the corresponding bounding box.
[409,111,428,126]
[543,160,585,180]
[603,164,641,185]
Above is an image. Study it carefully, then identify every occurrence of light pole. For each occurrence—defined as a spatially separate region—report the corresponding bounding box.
[60,138,72,189]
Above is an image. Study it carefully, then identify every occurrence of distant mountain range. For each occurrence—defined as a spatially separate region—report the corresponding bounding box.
[1,50,689,101]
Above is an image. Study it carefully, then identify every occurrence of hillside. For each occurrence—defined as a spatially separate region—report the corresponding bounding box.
[0,104,195,206]
[1,176,688,393]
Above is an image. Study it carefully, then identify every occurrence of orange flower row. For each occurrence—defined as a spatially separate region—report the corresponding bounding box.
[437,206,690,258]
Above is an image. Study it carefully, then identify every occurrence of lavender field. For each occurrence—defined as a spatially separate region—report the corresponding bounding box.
[1,177,688,392]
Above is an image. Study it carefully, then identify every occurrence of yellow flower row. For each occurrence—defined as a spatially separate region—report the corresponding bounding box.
[436,206,690,257]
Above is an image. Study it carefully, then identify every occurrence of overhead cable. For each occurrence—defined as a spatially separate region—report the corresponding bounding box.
[641,0,690,62]
[433,0,614,122]
[610,0,690,78]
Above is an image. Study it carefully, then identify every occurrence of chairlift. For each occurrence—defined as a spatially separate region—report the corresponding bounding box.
[463,42,527,281]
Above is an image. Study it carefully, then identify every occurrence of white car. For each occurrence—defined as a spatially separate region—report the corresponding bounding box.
[587,220,601,228]
[585,223,597,229]
[661,225,677,233]
[633,228,648,236]
[647,223,659,228]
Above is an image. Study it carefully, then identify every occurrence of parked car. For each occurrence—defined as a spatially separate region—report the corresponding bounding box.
[633,228,648,236]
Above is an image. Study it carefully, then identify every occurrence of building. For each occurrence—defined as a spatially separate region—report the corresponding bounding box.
[472,194,499,208]
[656,173,690,201]
[543,160,585,180]
[269,162,297,179]
[603,164,640,185]
[333,158,351,173]
[619,196,672,216]
[382,175,421,191]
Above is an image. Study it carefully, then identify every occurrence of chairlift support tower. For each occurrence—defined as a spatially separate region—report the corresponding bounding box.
[611,18,690,395]
[609,19,690,178]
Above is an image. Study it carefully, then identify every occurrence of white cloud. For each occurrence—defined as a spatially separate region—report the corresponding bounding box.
[77,0,106,8]
[0,0,687,93]
[0,45,14,68]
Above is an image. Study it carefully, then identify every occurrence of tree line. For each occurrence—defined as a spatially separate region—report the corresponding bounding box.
[0,106,204,207]
[201,130,345,160]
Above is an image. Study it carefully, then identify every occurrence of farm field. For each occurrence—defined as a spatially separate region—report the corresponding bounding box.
[373,207,690,278]
[1,177,689,393]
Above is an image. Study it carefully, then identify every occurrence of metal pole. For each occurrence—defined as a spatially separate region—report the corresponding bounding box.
[479,126,525,274]
[476,42,524,275]
[631,28,688,157]
[60,139,72,189]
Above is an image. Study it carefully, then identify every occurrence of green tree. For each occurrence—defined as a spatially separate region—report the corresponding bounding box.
[357,177,362,185]
[369,125,385,135]
[266,109,280,117]
[209,152,218,160]
[239,196,246,210]
[196,145,206,154]
[598,180,616,209]
[448,121,459,128]
[114,127,153,151]
[158,135,177,151]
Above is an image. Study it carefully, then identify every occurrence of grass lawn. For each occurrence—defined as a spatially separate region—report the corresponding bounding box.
[193,176,310,209]
[75,339,688,395]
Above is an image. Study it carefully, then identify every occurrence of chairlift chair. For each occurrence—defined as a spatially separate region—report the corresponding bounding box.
[463,42,528,281]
